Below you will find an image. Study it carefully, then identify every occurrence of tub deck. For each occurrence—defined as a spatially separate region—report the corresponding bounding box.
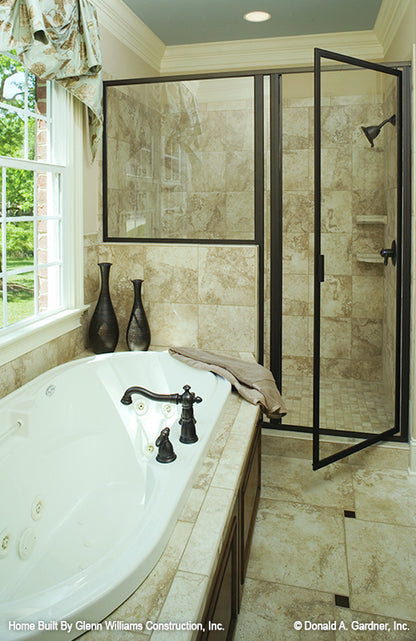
[80,352,260,641]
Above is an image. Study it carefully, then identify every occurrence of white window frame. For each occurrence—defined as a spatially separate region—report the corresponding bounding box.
[0,73,86,367]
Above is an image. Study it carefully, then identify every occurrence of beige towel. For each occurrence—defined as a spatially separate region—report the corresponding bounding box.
[168,346,287,418]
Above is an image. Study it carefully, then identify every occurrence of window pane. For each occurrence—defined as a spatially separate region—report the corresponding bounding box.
[27,71,37,113]
[6,168,34,217]
[0,54,25,108]
[28,115,36,161]
[0,108,25,158]
[0,54,63,331]
[7,270,34,324]
[6,221,34,270]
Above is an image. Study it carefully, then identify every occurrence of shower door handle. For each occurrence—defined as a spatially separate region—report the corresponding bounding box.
[380,240,397,266]
[318,254,325,282]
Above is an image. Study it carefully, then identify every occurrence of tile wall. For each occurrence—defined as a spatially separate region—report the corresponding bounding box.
[85,238,258,355]
[281,84,390,386]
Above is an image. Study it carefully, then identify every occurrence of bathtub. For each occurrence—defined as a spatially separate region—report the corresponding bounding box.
[0,351,231,640]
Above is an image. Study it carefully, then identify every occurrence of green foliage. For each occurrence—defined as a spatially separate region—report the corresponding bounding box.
[6,168,34,217]
[6,222,34,259]
[0,53,35,265]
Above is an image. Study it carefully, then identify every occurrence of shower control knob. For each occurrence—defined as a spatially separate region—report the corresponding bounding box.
[380,240,397,266]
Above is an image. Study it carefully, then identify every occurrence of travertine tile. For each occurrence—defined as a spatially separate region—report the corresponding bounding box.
[235,577,336,641]
[321,148,352,191]
[147,303,198,348]
[179,486,234,577]
[283,149,312,190]
[282,191,314,234]
[352,468,416,526]
[149,571,209,641]
[282,274,309,315]
[321,191,352,233]
[352,276,384,318]
[321,233,352,275]
[321,105,353,148]
[224,150,254,191]
[346,519,416,621]
[144,246,198,304]
[282,316,310,358]
[247,498,349,594]
[283,232,310,274]
[351,318,382,359]
[282,106,310,150]
[321,276,352,318]
[321,318,352,359]
[334,610,415,640]
[261,454,355,510]
[198,304,256,352]
[198,246,257,306]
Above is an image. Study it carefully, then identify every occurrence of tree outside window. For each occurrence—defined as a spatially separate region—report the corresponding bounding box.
[0,52,63,329]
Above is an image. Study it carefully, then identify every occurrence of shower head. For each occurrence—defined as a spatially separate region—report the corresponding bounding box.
[361,114,396,147]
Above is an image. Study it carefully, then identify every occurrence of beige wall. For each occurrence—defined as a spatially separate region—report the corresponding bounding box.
[0,7,414,425]
[383,0,416,62]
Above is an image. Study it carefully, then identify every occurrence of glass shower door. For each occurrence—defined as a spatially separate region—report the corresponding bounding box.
[313,48,403,469]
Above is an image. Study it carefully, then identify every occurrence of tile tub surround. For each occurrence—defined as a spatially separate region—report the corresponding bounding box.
[87,242,258,355]
[81,382,261,641]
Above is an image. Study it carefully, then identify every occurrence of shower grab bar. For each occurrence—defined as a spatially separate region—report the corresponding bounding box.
[0,419,23,444]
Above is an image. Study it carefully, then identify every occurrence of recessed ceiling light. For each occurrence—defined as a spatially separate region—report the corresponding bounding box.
[244,10,271,22]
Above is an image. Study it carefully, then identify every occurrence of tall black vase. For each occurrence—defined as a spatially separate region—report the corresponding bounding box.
[126,279,151,351]
[89,262,119,354]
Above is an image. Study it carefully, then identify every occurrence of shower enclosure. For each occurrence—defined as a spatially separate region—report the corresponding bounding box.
[103,49,411,469]
[275,50,411,469]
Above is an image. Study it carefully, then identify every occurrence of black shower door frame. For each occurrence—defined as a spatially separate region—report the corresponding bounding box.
[267,51,411,470]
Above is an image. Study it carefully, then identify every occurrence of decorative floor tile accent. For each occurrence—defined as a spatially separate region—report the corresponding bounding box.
[236,435,416,639]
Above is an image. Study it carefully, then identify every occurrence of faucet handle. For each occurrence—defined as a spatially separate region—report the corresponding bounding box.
[179,384,202,407]
[155,427,177,463]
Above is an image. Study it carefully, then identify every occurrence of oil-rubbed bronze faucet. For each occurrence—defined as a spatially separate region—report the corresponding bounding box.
[155,427,176,463]
[120,384,202,443]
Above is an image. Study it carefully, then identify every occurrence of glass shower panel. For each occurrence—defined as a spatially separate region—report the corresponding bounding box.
[319,65,397,434]
[280,72,314,428]
[105,77,255,241]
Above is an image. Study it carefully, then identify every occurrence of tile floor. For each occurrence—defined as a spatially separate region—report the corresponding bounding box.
[281,376,394,434]
[235,433,416,640]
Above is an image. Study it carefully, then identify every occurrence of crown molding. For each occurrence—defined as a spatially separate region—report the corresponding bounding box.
[90,0,165,71]
[159,30,384,75]
[374,0,412,55]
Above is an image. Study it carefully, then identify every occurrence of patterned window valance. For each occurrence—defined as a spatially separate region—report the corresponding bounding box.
[0,0,103,158]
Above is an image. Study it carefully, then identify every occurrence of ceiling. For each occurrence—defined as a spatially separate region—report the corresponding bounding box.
[122,0,384,47]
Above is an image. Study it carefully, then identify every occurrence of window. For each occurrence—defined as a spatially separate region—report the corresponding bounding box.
[0,52,84,363]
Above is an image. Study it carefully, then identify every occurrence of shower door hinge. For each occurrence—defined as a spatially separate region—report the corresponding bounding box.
[319,254,325,282]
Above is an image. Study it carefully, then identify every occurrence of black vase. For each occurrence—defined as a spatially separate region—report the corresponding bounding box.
[89,262,119,354]
[126,279,151,351]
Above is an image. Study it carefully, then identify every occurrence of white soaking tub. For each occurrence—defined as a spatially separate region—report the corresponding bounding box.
[0,351,231,640]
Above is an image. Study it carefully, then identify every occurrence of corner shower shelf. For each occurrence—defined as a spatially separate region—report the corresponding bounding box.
[356,215,387,225]
[356,253,383,264]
